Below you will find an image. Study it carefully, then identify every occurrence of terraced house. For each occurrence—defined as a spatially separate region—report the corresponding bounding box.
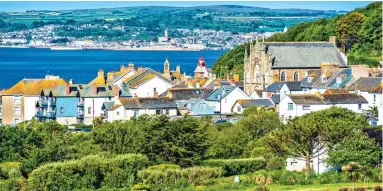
[2,75,66,126]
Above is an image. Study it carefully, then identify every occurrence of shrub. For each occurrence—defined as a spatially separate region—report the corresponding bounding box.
[0,162,21,179]
[27,154,148,191]
[202,158,266,176]
[132,183,151,191]
[138,166,221,186]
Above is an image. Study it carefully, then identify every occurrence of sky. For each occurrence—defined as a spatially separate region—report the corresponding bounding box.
[0,1,373,12]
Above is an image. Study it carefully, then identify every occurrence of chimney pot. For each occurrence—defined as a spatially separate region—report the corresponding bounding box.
[66,84,70,95]
[114,86,120,97]
[154,91,158,97]
[93,83,97,94]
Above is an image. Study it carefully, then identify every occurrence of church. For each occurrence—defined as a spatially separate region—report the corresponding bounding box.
[243,37,348,95]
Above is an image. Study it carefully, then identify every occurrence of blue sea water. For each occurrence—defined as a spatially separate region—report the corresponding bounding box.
[0,48,227,89]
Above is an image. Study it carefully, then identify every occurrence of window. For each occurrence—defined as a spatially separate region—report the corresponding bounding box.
[373,94,376,103]
[358,104,362,110]
[288,103,293,110]
[134,110,139,117]
[307,77,312,83]
[294,72,299,81]
[13,107,20,115]
[336,77,342,84]
[280,72,286,81]
[153,88,157,92]
[166,110,169,115]
[303,105,310,110]
[216,94,221,100]
[156,110,161,115]
[88,107,92,114]
[237,106,241,113]
[0,107,2,114]
[322,76,327,83]
[117,111,120,115]
[13,118,20,125]
[60,107,64,114]
[199,103,205,109]
[225,98,227,103]
[14,96,20,103]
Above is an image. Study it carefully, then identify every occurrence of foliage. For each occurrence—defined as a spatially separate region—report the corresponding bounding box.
[326,130,382,167]
[27,154,148,191]
[138,165,221,186]
[202,158,266,176]
[94,115,209,167]
[265,107,368,176]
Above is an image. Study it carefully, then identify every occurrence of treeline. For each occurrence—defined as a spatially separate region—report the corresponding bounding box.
[0,106,381,190]
[213,2,382,76]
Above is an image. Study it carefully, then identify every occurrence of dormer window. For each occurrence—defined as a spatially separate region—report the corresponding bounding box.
[322,76,327,83]
[307,77,312,83]
[336,77,342,84]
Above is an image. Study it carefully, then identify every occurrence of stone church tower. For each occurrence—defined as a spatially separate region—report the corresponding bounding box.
[163,58,171,79]
[244,38,272,95]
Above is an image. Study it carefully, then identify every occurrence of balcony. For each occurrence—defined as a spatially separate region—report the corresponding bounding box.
[42,99,48,106]
[76,113,84,119]
[46,112,56,119]
[35,111,45,118]
[49,99,56,106]
[77,101,84,107]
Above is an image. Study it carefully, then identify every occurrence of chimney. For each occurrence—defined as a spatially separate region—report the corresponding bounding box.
[176,65,181,73]
[93,83,97,94]
[98,69,104,78]
[196,82,200,89]
[66,84,70,95]
[154,91,158,97]
[107,72,114,82]
[69,79,73,84]
[128,63,134,70]
[233,74,240,82]
[329,36,336,47]
[134,93,138,97]
[54,81,57,88]
[114,86,120,98]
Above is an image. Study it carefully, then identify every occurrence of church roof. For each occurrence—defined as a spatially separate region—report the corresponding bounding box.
[264,42,347,69]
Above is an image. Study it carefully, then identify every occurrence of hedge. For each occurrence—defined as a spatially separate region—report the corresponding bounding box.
[138,165,222,186]
[202,158,266,176]
[27,154,148,191]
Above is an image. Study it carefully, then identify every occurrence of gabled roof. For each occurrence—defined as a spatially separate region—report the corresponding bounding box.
[347,77,382,93]
[301,68,353,89]
[271,94,281,104]
[234,99,274,109]
[265,82,284,92]
[123,68,171,88]
[288,93,368,105]
[283,81,302,91]
[119,97,177,109]
[52,84,86,97]
[3,78,67,96]
[167,88,214,101]
[205,85,237,101]
[263,42,347,69]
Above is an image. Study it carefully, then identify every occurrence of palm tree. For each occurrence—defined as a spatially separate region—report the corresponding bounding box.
[364,106,378,117]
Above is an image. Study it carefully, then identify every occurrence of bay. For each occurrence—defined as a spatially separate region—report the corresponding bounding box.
[0,48,227,89]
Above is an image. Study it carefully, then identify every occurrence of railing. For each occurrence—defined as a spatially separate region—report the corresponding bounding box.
[46,112,56,119]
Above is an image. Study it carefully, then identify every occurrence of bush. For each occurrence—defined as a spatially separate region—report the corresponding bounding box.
[138,165,221,186]
[0,162,21,179]
[27,154,148,191]
[202,158,266,176]
[132,183,151,191]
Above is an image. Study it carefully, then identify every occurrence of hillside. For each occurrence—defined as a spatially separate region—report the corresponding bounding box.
[213,2,382,78]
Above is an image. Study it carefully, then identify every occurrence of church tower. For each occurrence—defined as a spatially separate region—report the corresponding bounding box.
[163,58,171,79]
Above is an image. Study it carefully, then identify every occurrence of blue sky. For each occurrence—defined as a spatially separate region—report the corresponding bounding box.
[0,1,372,12]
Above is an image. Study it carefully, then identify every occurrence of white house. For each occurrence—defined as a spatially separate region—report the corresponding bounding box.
[113,63,137,85]
[231,99,274,114]
[103,97,178,122]
[279,92,368,123]
[205,85,250,114]
[279,81,305,101]
[123,68,172,98]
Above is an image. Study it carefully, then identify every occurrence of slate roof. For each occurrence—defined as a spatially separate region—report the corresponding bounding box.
[3,78,67,96]
[283,81,302,91]
[288,93,368,105]
[102,101,114,110]
[234,99,274,109]
[167,88,214,100]
[119,97,177,109]
[323,88,348,95]
[265,82,284,92]
[301,68,353,89]
[347,77,382,93]
[205,85,237,101]
[263,42,347,69]
[271,94,280,104]
[123,68,171,88]
[52,84,85,97]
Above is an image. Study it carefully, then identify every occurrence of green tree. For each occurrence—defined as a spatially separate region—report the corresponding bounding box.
[336,12,365,53]
[326,130,381,167]
[267,107,367,177]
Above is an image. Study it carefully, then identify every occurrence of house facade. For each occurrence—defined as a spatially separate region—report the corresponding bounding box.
[206,85,250,114]
[232,99,274,114]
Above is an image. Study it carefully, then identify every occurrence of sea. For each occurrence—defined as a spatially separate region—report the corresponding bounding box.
[0,48,227,89]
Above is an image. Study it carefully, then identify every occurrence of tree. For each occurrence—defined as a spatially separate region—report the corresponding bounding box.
[267,107,368,177]
[326,130,381,167]
[336,12,365,53]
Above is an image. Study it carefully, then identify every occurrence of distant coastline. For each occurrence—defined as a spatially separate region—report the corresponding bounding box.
[0,45,225,51]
